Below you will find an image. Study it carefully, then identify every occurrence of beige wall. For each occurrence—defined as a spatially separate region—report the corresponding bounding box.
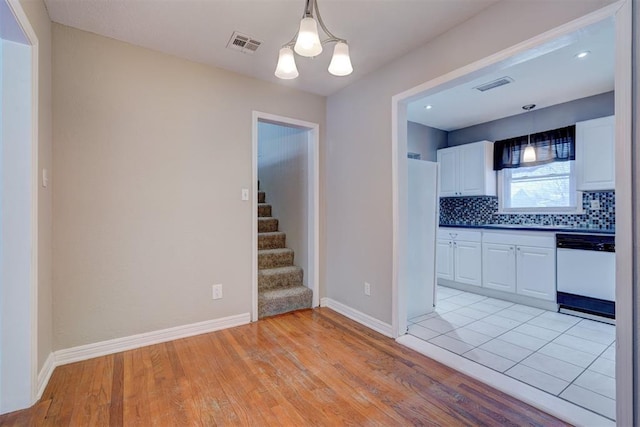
[258,122,310,281]
[52,24,325,349]
[325,0,615,324]
[19,0,52,373]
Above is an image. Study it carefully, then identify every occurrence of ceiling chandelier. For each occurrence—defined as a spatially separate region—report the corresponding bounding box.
[275,0,353,79]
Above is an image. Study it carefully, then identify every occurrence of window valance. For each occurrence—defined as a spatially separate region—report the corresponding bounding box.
[493,125,576,171]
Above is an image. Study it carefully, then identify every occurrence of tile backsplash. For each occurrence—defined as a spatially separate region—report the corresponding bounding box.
[439,191,615,230]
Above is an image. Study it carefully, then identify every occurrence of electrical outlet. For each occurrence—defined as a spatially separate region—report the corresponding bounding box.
[590,200,601,210]
[212,284,223,300]
[364,282,371,296]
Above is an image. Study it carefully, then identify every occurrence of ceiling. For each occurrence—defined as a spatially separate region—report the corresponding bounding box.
[43,0,501,96]
[406,20,615,131]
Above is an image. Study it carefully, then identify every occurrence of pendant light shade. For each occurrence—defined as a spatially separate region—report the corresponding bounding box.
[294,17,323,57]
[523,142,536,162]
[522,103,537,162]
[275,47,299,80]
[328,42,353,76]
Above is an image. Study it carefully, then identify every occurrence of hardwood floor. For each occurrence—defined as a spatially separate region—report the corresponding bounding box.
[0,308,569,426]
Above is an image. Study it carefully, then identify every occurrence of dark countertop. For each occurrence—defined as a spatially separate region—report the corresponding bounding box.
[439,223,615,235]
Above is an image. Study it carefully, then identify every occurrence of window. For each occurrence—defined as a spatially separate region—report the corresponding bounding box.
[500,161,580,212]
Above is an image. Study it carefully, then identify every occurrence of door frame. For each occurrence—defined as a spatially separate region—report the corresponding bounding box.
[251,111,320,321]
[2,0,39,412]
[391,1,632,424]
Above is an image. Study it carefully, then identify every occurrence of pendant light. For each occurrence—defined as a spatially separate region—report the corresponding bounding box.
[522,104,537,163]
[275,0,353,79]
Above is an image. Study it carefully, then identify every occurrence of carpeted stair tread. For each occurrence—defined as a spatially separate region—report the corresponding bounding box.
[256,188,313,318]
[258,248,294,269]
[258,203,272,218]
[258,265,303,291]
[258,232,286,250]
[258,217,278,233]
[258,285,313,318]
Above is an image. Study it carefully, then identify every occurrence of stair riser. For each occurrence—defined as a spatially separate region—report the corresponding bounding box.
[258,251,294,269]
[259,269,303,291]
[258,233,286,250]
[258,288,313,319]
[258,191,266,203]
[258,219,278,232]
[258,204,272,217]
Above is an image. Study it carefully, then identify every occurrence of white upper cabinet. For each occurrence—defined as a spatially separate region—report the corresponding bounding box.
[437,141,496,197]
[576,115,615,191]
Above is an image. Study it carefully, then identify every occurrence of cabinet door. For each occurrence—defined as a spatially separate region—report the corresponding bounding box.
[458,143,485,196]
[436,239,454,280]
[454,241,482,287]
[576,115,615,191]
[437,149,458,197]
[482,243,516,293]
[516,245,556,301]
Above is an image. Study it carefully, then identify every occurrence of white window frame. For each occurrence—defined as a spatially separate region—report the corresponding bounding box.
[498,161,583,214]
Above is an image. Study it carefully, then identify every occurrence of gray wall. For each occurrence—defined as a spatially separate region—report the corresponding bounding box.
[407,121,448,161]
[326,0,614,324]
[258,122,310,283]
[448,91,614,146]
[52,24,326,349]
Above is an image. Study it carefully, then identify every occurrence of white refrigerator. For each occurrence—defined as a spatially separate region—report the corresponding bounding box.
[406,159,439,319]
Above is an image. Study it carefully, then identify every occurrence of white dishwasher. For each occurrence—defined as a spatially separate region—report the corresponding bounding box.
[556,233,615,319]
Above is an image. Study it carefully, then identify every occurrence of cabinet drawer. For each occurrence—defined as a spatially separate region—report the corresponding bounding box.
[482,231,554,248]
[438,228,482,242]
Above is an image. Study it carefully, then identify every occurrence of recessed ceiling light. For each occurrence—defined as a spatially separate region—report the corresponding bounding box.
[575,51,591,59]
[424,105,433,110]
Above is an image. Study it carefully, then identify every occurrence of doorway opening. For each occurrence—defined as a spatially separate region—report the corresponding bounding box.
[391,2,631,425]
[0,0,39,414]
[251,112,319,321]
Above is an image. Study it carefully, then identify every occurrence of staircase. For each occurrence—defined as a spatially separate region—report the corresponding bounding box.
[258,189,313,318]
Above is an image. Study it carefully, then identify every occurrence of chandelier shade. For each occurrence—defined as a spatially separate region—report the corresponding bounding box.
[328,42,353,76]
[275,47,299,79]
[294,17,323,57]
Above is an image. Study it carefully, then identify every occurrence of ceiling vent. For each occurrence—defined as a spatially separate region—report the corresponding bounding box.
[226,31,262,55]
[473,77,514,92]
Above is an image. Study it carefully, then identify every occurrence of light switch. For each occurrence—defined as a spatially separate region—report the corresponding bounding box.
[241,188,249,201]
[42,169,49,188]
[590,200,601,210]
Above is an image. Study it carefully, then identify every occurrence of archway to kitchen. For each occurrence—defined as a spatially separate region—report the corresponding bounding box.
[391,2,631,426]
[0,0,39,414]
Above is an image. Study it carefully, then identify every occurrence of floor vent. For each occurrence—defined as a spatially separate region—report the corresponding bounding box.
[226,31,262,54]
[473,76,514,92]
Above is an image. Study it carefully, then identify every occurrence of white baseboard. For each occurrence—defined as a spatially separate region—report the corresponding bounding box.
[320,297,393,337]
[55,312,251,366]
[36,352,55,400]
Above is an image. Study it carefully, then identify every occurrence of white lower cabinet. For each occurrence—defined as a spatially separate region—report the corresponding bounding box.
[516,245,556,300]
[436,239,454,280]
[482,232,556,302]
[437,229,482,287]
[482,243,516,293]
[454,240,482,286]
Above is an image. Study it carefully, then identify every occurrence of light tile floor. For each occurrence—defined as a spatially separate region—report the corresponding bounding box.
[408,286,616,421]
